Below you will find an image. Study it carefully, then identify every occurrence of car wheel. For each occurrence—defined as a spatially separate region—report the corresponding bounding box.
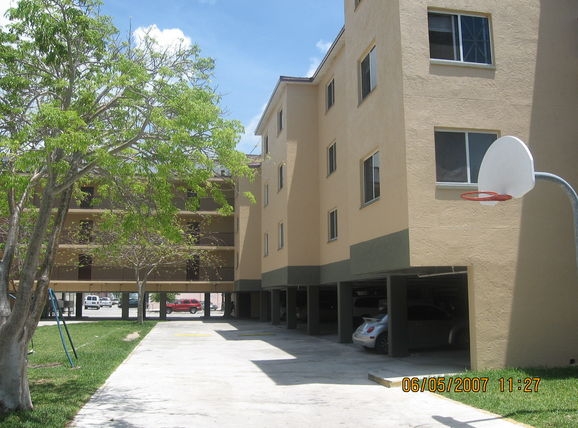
[375,333,388,354]
[166,308,173,314]
[190,307,197,314]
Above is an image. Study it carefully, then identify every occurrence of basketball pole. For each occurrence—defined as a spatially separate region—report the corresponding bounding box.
[535,172,578,272]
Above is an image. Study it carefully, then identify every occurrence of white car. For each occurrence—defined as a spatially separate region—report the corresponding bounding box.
[84,295,100,310]
[99,297,112,308]
[353,303,468,354]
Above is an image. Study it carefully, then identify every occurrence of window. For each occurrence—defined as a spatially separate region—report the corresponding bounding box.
[186,256,200,281]
[327,142,337,176]
[277,109,283,133]
[328,209,338,241]
[264,233,269,256]
[263,135,269,154]
[362,152,380,204]
[278,164,284,191]
[326,79,335,110]
[80,186,94,208]
[264,183,269,206]
[428,11,492,65]
[435,130,497,184]
[360,46,377,100]
[79,220,94,244]
[278,223,284,249]
[78,254,92,280]
[187,222,201,243]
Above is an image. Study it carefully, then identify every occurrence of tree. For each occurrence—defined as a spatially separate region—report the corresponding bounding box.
[0,0,251,412]
[89,210,224,325]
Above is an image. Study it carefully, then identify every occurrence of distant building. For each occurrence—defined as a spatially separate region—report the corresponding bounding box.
[48,177,235,317]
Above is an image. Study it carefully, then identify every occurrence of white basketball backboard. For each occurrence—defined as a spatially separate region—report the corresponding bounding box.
[476,136,536,205]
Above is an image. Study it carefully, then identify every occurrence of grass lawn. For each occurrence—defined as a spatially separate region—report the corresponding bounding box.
[0,320,156,428]
[438,367,578,427]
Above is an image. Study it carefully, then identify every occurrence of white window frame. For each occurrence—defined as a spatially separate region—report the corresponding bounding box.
[328,209,338,241]
[362,151,380,205]
[428,11,493,66]
[277,109,283,133]
[327,142,337,176]
[434,129,498,185]
[359,46,377,101]
[326,78,335,111]
[278,222,284,250]
[278,164,284,191]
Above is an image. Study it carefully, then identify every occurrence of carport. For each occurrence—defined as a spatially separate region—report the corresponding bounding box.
[274,270,469,361]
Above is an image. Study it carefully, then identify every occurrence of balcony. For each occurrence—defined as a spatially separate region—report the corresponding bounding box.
[58,231,234,247]
[51,266,234,282]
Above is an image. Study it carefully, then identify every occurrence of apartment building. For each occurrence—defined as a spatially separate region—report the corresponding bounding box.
[48,177,236,318]
[235,0,578,369]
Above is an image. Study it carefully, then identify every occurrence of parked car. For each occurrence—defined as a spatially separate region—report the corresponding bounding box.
[200,301,218,311]
[84,295,100,310]
[352,303,468,354]
[111,297,119,305]
[99,297,113,308]
[166,299,202,314]
[118,297,139,308]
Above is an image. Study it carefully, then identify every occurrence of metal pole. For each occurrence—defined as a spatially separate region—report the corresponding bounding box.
[535,172,578,272]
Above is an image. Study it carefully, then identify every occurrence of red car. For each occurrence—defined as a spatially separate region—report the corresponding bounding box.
[166,299,202,314]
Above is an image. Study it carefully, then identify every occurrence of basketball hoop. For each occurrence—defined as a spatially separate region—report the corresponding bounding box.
[460,191,513,202]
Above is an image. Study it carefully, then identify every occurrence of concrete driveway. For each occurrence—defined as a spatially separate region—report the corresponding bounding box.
[71,320,527,428]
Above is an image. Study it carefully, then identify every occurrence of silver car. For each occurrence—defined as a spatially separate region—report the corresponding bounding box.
[99,297,113,308]
[352,303,468,354]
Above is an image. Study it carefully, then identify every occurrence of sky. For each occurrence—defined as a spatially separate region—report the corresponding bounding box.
[0,0,344,154]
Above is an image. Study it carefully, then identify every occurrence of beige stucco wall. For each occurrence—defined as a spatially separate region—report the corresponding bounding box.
[342,0,410,247]
[398,0,578,368]
[286,86,321,267]
[235,172,262,282]
[316,39,351,266]
[258,91,289,274]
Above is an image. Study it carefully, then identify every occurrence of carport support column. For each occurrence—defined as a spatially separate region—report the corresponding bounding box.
[224,292,232,319]
[337,282,353,343]
[271,289,281,325]
[307,286,320,335]
[75,292,83,319]
[286,287,297,329]
[259,291,270,322]
[159,292,167,320]
[388,276,409,357]
[121,292,129,320]
[204,292,211,318]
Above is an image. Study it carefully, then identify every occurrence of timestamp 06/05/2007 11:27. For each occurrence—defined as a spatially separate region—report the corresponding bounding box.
[401,376,542,393]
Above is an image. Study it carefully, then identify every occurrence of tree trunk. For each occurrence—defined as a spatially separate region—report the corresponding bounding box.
[137,280,146,325]
[0,185,73,412]
[0,332,32,412]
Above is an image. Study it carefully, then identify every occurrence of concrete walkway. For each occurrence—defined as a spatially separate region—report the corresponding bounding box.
[70,320,529,428]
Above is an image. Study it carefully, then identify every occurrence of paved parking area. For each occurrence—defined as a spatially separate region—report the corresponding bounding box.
[71,320,527,428]
[64,305,225,320]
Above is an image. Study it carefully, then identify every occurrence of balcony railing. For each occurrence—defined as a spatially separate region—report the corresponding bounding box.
[57,231,234,247]
[51,266,234,282]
